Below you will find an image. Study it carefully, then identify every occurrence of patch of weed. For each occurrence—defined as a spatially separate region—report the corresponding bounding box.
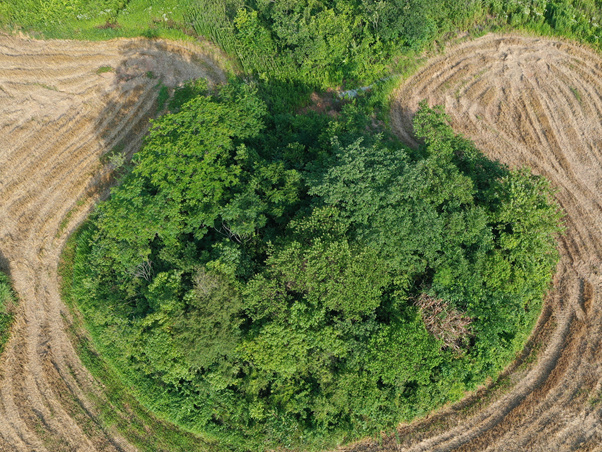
[156,84,169,111]
[56,198,86,238]
[33,82,58,91]
[570,86,582,104]
[96,65,114,74]
[100,142,125,165]
[0,272,16,356]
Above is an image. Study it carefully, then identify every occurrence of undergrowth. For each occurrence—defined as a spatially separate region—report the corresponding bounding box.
[59,228,220,452]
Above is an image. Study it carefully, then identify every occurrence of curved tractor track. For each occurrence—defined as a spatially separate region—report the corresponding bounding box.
[0,35,224,451]
[351,33,602,452]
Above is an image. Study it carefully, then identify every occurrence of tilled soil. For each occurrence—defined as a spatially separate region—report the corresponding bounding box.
[342,33,602,452]
[0,34,224,451]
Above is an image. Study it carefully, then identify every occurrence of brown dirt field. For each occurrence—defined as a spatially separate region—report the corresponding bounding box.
[0,34,224,451]
[339,33,602,451]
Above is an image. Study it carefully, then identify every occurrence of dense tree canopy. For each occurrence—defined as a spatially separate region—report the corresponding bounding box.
[71,81,562,450]
[186,0,602,87]
[188,0,482,86]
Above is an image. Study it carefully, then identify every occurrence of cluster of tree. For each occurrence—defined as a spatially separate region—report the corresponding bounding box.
[71,80,562,449]
[187,0,484,86]
[186,0,602,87]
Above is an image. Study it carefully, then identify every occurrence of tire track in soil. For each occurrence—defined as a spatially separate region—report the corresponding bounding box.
[342,33,602,452]
[0,34,225,451]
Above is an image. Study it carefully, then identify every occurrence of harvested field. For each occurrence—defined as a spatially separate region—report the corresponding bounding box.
[1,30,602,452]
[351,33,602,451]
[0,34,224,450]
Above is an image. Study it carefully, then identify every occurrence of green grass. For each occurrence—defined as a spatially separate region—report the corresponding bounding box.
[0,0,197,42]
[156,83,169,110]
[96,65,114,74]
[0,272,16,356]
[490,1,602,53]
[56,198,86,238]
[33,82,58,91]
[589,391,602,407]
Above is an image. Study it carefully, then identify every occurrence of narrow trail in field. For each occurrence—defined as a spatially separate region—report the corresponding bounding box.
[0,34,225,451]
[343,34,602,452]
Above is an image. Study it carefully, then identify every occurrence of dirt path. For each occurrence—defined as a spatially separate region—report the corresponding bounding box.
[0,34,225,451]
[341,33,602,451]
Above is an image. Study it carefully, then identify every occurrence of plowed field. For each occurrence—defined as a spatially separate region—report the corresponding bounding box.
[0,34,224,451]
[353,33,602,452]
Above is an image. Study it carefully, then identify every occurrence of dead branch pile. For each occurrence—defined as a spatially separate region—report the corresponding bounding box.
[415,293,472,352]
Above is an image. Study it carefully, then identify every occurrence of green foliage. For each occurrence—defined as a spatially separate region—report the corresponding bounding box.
[93,80,274,279]
[0,271,16,356]
[186,0,488,87]
[184,0,602,86]
[0,0,207,41]
[3,0,602,87]
[70,90,562,449]
[172,267,243,371]
[486,0,602,47]
[60,228,221,452]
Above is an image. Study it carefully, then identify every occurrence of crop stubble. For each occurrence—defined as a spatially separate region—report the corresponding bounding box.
[1,31,602,452]
[0,34,224,451]
[353,33,602,452]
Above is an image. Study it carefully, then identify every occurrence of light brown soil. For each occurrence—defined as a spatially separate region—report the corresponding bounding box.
[0,34,225,451]
[341,33,602,451]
